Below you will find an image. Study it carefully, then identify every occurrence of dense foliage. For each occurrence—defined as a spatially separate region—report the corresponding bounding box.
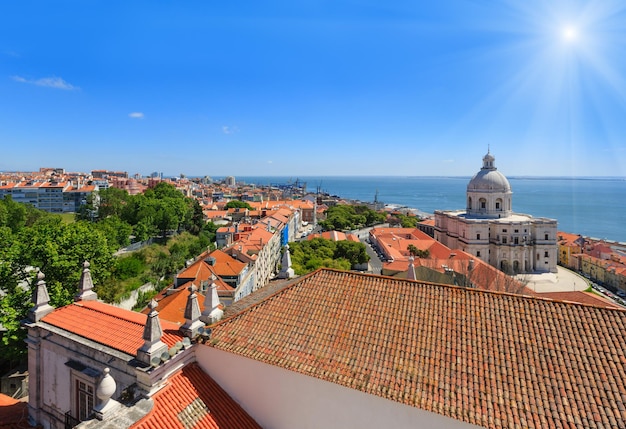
[388,212,422,228]
[224,200,253,210]
[77,182,204,240]
[288,237,370,275]
[319,205,386,231]
[0,185,214,365]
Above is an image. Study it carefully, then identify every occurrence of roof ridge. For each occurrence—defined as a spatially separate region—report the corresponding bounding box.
[214,269,626,326]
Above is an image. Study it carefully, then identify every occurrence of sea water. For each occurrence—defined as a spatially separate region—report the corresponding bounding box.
[235,176,626,243]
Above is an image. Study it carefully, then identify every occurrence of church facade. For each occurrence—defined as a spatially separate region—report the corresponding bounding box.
[434,151,558,274]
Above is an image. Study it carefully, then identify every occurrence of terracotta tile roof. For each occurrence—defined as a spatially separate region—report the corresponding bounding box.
[42,301,184,356]
[0,394,34,429]
[537,291,623,309]
[210,268,626,429]
[307,231,359,242]
[131,363,261,429]
[141,287,206,325]
[558,231,583,245]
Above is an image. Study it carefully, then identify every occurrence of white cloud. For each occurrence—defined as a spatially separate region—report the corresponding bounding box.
[12,75,78,90]
[267,160,273,164]
[442,159,455,163]
[222,125,239,134]
[129,112,145,119]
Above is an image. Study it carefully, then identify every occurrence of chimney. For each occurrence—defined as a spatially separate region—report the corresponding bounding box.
[28,272,54,322]
[136,300,168,366]
[468,259,475,271]
[75,261,98,301]
[180,284,204,339]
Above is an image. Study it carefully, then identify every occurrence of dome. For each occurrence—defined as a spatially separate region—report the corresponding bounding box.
[467,169,511,192]
[466,150,513,218]
[467,151,511,193]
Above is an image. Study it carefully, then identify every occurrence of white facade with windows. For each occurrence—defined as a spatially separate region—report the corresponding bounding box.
[434,151,558,274]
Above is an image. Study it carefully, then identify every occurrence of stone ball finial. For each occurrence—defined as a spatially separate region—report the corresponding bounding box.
[96,368,117,402]
[148,299,158,310]
[83,260,91,269]
[37,271,45,281]
[188,284,197,293]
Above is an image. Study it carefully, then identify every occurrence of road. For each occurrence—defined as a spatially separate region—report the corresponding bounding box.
[350,226,384,275]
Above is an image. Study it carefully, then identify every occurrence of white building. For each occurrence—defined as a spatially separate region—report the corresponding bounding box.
[434,151,558,273]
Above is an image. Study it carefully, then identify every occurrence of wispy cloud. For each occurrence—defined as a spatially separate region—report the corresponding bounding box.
[222,125,239,134]
[129,112,145,119]
[12,75,78,90]
[442,159,455,163]
[267,160,273,164]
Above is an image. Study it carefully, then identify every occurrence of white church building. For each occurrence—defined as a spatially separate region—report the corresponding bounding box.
[434,151,558,274]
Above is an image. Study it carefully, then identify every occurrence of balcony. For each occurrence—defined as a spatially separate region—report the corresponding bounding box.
[64,411,81,429]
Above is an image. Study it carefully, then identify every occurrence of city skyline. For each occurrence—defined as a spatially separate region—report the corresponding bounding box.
[2,1,626,177]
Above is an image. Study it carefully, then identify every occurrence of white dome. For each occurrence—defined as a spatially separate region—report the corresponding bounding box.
[467,151,511,193]
[466,150,513,218]
[467,169,511,192]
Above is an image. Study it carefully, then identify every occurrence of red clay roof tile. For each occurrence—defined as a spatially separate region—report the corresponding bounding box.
[42,301,184,356]
[209,268,626,429]
[131,363,261,429]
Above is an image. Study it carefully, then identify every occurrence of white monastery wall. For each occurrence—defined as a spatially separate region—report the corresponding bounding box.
[196,346,481,429]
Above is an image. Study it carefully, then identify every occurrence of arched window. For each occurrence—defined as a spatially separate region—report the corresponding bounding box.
[479,198,487,210]
[468,197,472,210]
[496,198,503,211]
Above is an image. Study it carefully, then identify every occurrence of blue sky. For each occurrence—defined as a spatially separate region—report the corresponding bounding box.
[2,1,626,177]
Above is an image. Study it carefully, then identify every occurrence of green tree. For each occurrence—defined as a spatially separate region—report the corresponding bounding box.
[16,218,115,307]
[153,199,179,238]
[94,216,133,249]
[0,195,27,232]
[225,200,253,210]
[97,187,130,219]
[320,204,384,231]
[288,237,369,275]
[336,240,370,265]
[407,244,429,259]
[0,225,27,364]
[151,182,185,200]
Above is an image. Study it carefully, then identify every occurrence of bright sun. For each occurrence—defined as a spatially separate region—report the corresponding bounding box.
[561,25,578,42]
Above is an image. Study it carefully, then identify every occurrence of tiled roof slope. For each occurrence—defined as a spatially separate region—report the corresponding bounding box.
[42,301,184,356]
[141,286,206,325]
[0,394,34,429]
[210,268,626,429]
[132,363,261,429]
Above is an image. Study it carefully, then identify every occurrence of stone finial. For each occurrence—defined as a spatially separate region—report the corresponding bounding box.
[407,256,417,281]
[180,284,204,339]
[75,261,98,302]
[278,245,295,279]
[136,300,168,366]
[94,368,121,420]
[28,271,54,322]
[200,281,223,324]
